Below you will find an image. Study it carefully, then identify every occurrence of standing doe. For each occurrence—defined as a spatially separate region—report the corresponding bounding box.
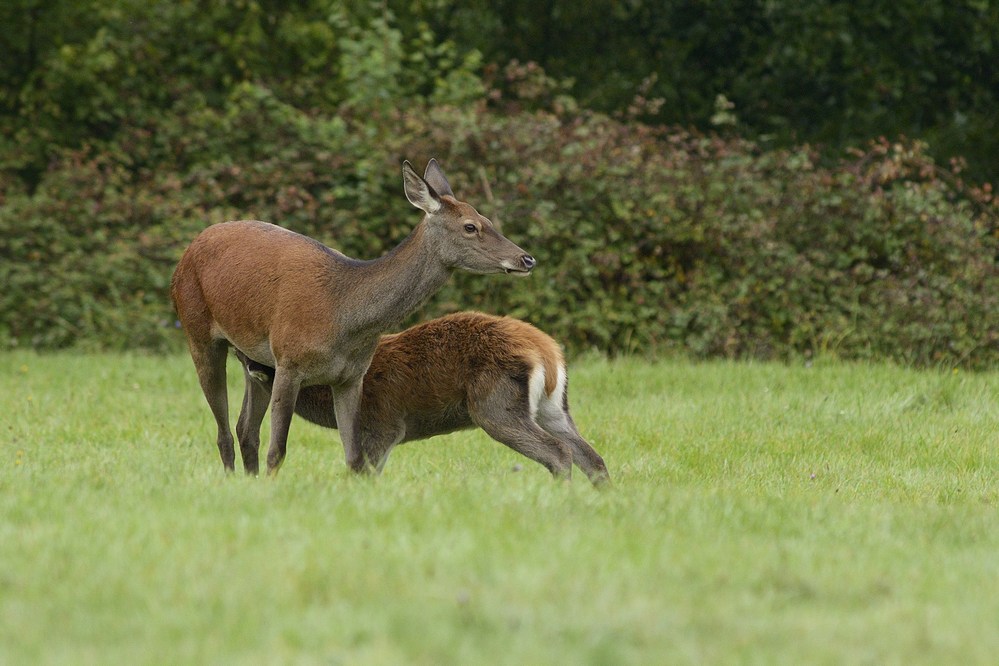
[170,160,534,475]
[237,312,610,485]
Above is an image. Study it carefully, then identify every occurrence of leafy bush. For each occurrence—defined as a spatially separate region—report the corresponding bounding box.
[2,74,996,367]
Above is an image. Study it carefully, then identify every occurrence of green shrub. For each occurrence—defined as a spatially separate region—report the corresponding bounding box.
[3,4,995,366]
[1,79,996,367]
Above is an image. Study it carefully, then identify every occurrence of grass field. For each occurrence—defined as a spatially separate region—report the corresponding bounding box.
[2,351,998,664]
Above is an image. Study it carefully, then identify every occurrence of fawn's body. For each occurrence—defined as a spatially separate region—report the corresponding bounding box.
[238,312,609,485]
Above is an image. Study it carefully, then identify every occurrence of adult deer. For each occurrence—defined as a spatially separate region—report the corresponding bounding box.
[236,312,610,485]
[171,160,534,475]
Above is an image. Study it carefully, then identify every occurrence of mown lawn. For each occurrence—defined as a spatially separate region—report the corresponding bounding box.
[1,351,997,664]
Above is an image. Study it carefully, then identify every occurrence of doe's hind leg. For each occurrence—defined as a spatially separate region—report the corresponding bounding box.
[189,339,236,471]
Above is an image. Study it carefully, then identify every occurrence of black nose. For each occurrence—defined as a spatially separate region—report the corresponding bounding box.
[521,255,536,270]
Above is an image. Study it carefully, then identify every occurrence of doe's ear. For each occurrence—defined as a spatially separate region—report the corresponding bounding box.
[402,160,442,214]
[423,158,454,198]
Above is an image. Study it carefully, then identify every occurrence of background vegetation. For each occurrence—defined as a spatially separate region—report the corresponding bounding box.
[1,0,997,366]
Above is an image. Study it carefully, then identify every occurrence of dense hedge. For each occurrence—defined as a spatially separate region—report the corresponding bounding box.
[2,72,997,367]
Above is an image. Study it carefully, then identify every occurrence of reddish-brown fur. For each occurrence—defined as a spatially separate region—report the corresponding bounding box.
[171,160,534,476]
[237,312,610,485]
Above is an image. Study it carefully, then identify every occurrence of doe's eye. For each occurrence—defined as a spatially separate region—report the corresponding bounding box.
[463,223,477,233]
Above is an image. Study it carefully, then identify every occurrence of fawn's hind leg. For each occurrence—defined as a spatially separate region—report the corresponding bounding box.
[538,410,610,486]
[533,376,610,486]
[470,376,573,479]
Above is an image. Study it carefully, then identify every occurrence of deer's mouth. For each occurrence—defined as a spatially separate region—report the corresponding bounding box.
[501,255,535,276]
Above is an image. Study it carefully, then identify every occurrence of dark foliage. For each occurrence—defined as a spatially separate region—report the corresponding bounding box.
[421,0,999,183]
[1,2,996,366]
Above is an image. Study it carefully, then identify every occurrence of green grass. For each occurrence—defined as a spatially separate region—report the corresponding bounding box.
[2,351,998,664]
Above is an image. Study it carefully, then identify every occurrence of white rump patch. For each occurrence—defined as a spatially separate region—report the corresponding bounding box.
[527,364,547,420]
[528,363,569,427]
[537,365,569,430]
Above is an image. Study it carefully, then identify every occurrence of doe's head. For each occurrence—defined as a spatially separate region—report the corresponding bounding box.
[402,159,535,276]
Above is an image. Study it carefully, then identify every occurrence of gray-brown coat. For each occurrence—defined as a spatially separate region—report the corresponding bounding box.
[171,160,534,475]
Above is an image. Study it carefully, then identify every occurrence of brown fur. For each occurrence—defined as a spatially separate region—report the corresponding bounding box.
[238,312,610,485]
[171,160,534,476]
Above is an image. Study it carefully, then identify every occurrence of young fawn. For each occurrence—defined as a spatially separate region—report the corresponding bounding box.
[171,160,534,476]
[237,312,609,485]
